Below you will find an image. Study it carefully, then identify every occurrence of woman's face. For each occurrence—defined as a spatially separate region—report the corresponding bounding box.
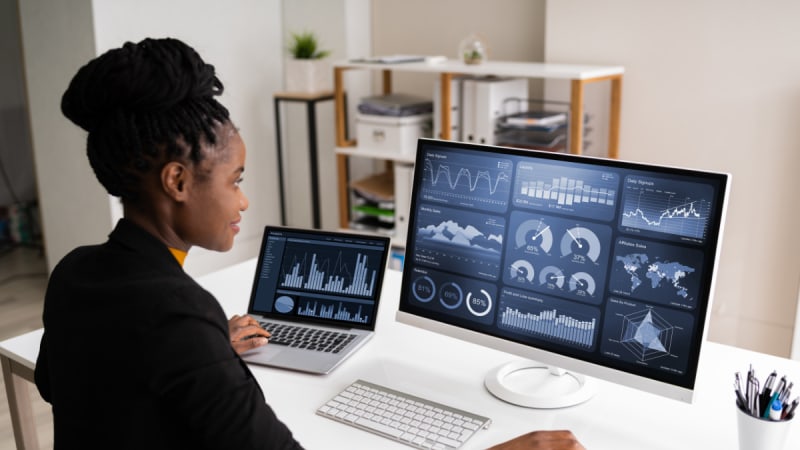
[179,123,249,252]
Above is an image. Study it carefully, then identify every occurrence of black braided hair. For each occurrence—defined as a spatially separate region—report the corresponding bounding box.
[61,37,230,202]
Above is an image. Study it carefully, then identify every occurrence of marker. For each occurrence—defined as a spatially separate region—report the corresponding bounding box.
[769,397,783,421]
[764,391,781,419]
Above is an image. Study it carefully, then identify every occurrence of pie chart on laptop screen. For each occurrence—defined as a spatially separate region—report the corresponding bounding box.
[275,295,295,314]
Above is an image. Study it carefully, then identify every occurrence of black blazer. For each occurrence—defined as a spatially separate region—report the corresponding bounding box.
[35,219,303,449]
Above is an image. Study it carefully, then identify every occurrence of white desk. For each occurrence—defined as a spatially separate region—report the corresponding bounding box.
[3,258,799,449]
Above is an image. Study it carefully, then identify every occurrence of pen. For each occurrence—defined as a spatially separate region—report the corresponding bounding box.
[760,370,777,413]
[779,382,793,404]
[734,379,747,411]
[748,373,761,417]
[783,397,798,420]
[763,370,777,395]
[775,375,787,398]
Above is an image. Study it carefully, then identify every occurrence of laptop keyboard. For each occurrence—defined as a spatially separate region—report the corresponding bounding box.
[317,379,491,449]
[259,321,356,353]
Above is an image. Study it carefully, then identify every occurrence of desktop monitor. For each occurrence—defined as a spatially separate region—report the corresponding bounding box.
[396,138,730,407]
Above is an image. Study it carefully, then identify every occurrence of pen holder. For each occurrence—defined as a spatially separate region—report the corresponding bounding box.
[736,407,792,450]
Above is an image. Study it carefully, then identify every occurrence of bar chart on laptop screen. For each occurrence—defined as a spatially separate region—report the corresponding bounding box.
[279,239,384,298]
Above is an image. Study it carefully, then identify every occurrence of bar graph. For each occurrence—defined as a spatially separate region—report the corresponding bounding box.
[518,177,616,207]
[281,251,378,297]
[512,161,619,220]
[498,291,600,349]
[297,300,371,323]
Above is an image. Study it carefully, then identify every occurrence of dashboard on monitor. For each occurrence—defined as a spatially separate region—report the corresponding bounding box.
[396,138,730,405]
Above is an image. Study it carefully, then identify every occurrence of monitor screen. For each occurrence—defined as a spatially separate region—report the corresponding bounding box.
[396,138,730,404]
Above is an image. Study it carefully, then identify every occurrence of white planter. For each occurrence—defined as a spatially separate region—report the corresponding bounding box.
[284,59,332,93]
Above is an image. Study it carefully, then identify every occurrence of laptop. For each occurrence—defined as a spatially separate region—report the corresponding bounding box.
[240,226,391,374]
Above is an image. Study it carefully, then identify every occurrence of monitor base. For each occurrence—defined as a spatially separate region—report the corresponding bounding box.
[485,360,595,409]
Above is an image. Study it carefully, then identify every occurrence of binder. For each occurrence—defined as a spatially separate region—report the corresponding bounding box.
[393,162,414,244]
[433,75,468,140]
[462,77,528,145]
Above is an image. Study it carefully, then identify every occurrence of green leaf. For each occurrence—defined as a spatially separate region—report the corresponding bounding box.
[288,31,330,59]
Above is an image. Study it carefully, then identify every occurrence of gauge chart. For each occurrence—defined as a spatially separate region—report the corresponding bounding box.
[560,226,602,263]
[505,211,610,305]
[508,259,536,285]
[568,272,596,296]
[514,218,553,255]
[539,265,566,289]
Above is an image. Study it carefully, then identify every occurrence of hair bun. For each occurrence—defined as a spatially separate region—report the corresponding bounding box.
[61,37,224,133]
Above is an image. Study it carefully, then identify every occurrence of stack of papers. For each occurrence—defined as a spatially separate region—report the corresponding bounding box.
[358,93,433,117]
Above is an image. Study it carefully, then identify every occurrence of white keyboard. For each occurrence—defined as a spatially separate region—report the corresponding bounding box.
[316,379,491,449]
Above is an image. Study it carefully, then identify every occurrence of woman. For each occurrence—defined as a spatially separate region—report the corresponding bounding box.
[34,37,583,450]
[34,37,294,449]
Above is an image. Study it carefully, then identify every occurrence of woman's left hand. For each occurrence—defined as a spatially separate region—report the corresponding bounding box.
[228,314,270,355]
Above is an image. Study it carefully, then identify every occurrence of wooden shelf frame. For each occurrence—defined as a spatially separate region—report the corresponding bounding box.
[332,60,624,229]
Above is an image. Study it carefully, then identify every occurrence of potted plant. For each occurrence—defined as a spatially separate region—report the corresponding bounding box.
[285,31,332,93]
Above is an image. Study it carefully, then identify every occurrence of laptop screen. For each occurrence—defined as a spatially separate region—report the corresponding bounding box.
[248,227,391,330]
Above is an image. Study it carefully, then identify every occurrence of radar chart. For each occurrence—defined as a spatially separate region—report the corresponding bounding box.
[600,298,695,375]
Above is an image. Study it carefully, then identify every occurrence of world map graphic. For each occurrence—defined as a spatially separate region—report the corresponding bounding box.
[616,253,695,299]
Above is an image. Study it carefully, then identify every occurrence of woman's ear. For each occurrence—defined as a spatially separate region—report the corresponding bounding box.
[161,161,190,202]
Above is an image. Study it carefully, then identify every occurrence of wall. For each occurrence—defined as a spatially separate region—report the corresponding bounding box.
[0,0,36,207]
[18,0,112,272]
[545,0,800,357]
[371,0,547,97]
[20,0,288,276]
[90,0,285,276]
[20,0,373,276]
[281,0,373,231]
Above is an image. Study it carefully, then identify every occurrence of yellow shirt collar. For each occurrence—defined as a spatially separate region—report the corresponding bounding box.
[168,247,188,266]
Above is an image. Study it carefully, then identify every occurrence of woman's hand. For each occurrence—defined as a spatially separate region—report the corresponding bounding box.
[228,314,270,355]
[488,430,586,450]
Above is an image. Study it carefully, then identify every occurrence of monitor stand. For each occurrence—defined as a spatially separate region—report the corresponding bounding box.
[484,360,595,408]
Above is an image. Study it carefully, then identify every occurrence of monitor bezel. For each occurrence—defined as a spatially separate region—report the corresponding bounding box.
[396,138,731,404]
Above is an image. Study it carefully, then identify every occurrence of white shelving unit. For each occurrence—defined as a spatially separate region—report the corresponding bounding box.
[331,58,625,236]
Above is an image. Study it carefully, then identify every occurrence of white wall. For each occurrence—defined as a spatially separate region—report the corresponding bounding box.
[281,0,373,231]
[18,0,112,272]
[90,0,285,276]
[546,0,800,357]
[20,0,374,276]
[371,0,546,98]
[21,0,287,276]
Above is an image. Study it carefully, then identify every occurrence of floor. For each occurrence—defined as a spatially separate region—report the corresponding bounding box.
[0,245,53,449]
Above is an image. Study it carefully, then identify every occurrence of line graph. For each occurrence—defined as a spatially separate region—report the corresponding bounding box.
[621,176,714,241]
[623,199,704,227]
[421,150,513,212]
[424,159,511,195]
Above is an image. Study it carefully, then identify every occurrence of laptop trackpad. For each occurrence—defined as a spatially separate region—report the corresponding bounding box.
[242,344,284,362]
